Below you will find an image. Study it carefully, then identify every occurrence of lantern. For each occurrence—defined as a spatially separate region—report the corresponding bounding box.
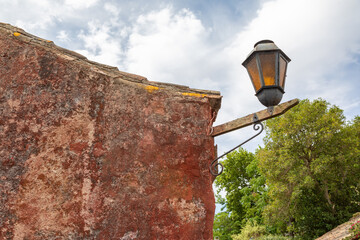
[242,40,291,107]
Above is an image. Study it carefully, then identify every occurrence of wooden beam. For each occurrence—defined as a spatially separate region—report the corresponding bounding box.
[212,99,299,137]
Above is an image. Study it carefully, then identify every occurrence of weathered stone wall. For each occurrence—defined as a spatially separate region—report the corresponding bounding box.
[0,23,221,239]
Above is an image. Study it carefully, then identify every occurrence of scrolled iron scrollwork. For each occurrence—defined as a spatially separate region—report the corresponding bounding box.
[209,120,264,176]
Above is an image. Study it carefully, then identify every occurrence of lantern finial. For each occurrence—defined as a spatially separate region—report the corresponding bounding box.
[254,40,274,48]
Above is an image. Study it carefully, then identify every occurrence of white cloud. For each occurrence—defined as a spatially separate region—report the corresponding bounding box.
[104,2,121,17]
[64,0,98,9]
[10,0,56,32]
[56,30,70,42]
[77,21,124,67]
[125,8,223,90]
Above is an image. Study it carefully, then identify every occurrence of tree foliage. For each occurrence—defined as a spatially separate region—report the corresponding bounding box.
[213,212,237,240]
[214,148,268,239]
[257,99,360,238]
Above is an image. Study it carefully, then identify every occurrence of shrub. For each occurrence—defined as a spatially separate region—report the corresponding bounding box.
[232,222,266,240]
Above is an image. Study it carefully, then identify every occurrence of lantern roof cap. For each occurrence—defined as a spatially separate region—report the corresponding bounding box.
[242,39,291,66]
[254,39,274,48]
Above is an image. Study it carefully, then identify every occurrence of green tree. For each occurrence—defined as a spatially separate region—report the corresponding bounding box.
[214,148,268,239]
[257,99,360,239]
[213,212,236,240]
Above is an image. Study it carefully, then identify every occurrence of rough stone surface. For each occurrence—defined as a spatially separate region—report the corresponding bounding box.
[0,23,222,239]
[316,213,360,240]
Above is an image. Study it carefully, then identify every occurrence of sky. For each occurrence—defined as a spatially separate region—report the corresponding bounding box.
[1,0,360,211]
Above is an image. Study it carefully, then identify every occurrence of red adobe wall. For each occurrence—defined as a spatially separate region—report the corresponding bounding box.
[0,23,221,239]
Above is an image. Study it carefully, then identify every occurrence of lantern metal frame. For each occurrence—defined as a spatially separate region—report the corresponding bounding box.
[242,40,291,107]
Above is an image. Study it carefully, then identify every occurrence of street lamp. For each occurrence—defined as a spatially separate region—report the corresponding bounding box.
[210,40,293,176]
[242,40,291,108]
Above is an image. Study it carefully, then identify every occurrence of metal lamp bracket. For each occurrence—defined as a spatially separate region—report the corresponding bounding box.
[208,99,300,176]
[209,114,264,176]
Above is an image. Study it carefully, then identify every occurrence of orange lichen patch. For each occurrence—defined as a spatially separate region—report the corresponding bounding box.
[13,32,21,37]
[137,84,162,93]
[181,92,207,98]
[145,85,160,93]
[137,84,161,93]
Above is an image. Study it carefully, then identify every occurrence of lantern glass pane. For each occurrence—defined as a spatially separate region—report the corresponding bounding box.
[259,52,276,86]
[246,56,262,92]
[279,55,287,88]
